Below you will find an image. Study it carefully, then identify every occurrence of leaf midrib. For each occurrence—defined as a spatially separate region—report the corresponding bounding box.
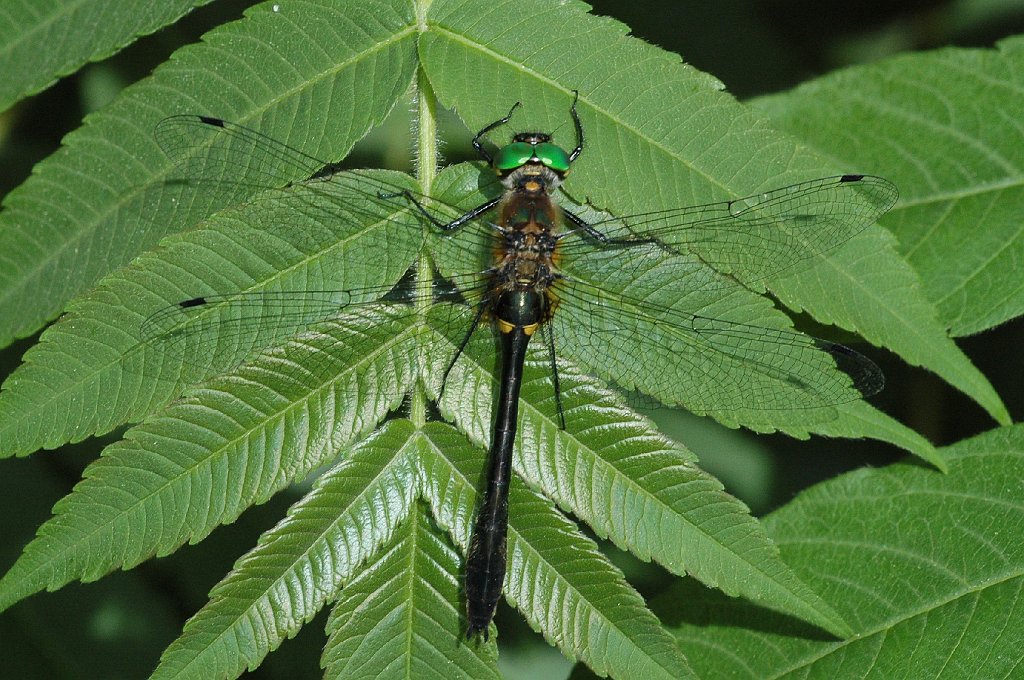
[771,549,1022,679]
[0,0,88,63]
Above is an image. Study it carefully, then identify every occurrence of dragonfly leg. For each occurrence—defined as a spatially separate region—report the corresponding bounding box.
[377,191,500,232]
[472,102,522,165]
[568,90,584,163]
[441,197,502,231]
[562,207,672,252]
[542,323,567,430]
[438,299,490,403]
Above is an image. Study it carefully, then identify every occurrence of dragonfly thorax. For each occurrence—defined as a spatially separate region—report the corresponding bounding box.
[493,193,562,296]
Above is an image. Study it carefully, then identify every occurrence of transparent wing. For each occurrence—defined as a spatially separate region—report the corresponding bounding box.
[155,113,477,226]
[140,269,880,416]
[554,231,884,414]
[156,114,334,190]
[138,273,489,379]
[555,277,882,414]
[141,289,366,377]
[559,174,898,285]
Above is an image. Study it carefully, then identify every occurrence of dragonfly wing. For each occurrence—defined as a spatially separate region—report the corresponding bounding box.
[156,115,329,192]
[140,290,359,377]
[137,268,492,383]
[155,115,480,235]
[560,175,898,287]
[553,275,880,417]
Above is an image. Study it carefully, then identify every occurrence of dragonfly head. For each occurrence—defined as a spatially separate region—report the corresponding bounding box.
[493,132,572,179]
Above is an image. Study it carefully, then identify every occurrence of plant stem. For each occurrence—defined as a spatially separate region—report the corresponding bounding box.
[410,59,439,429]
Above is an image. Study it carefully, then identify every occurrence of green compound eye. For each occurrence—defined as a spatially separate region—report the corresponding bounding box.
[493,141,573,174]
[534,143,571,173]
[493,142,535,172]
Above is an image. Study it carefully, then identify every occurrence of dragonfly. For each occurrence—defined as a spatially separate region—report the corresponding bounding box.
[142,92,897,639]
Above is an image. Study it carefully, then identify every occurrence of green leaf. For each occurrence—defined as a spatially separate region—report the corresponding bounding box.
[664,424,1024,679]
[433,328,851,638]
[0,1,214,112]
[323,502,501,679]
[427,161,936,462]
[0,171,423,456]
[5,0,1009,674]
[421,0,1007,426]
[418,423,696,679]
[0,305,421,608]
[827,399,945,472]
[769,226,1008,426]
[756,36,1024,338]
[0,0,417,347]
[149,421,419,680]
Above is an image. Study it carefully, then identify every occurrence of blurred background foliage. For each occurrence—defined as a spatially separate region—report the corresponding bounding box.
[0,1,1022,678]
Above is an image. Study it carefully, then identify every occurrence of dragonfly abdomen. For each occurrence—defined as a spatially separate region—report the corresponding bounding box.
[465,290,545,638]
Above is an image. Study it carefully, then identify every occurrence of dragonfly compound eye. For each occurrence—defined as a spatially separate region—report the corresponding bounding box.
[533,143,571,173]
[493,141,572,175]
[493,142,535,172]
